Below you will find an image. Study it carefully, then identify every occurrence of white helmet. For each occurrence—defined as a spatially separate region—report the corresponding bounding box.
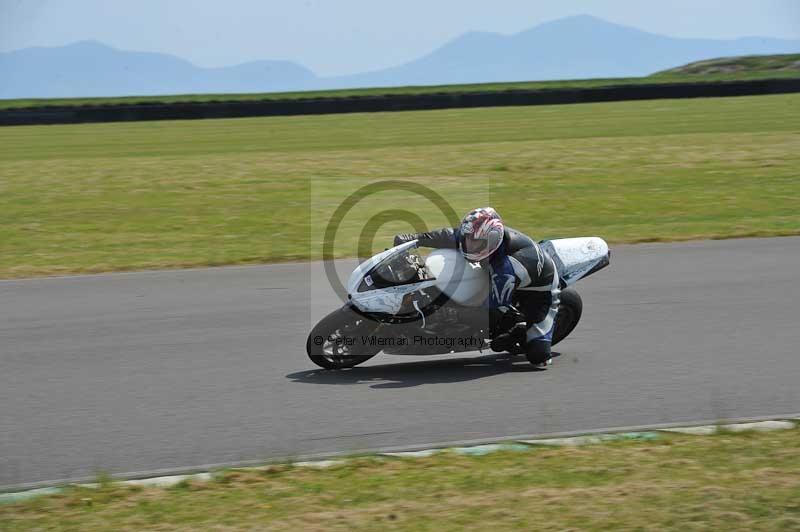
[458,207,505,262]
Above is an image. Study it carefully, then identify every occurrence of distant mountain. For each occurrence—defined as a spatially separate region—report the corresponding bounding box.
[331,16,800,88]
[2,16,800,99]
[0,40,317,98]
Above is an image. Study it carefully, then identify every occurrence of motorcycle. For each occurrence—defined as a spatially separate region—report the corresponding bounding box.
[306,237,610,369]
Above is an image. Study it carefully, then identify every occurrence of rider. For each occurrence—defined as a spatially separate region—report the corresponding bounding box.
[394,207,560,368]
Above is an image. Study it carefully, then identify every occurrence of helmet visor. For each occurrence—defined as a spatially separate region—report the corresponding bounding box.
[462,233,488,255]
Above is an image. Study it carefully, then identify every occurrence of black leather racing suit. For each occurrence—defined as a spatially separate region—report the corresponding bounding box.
[394,227,560,361]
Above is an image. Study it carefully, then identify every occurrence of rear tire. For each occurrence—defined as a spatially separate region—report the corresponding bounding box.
[552,287,583,346]
[306,306,381,370]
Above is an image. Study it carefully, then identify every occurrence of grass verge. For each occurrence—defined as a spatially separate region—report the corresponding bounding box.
[1,93,799,278]
[2,428,799,531]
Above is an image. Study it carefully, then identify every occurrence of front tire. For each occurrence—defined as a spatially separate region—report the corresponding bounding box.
[306,306,381,370]
[552,287,583,346]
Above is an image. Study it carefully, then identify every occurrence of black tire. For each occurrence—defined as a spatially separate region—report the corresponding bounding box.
[552,287,583,346]
[306,306,381,370]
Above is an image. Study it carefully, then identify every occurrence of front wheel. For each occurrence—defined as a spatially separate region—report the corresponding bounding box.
[306,306,381,370]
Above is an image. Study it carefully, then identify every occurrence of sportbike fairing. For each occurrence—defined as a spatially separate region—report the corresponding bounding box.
[347,237,610,315]
[540,237,610,287]
[347,241,491,316]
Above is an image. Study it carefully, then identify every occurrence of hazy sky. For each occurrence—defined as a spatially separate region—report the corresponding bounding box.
[2,0,799,75]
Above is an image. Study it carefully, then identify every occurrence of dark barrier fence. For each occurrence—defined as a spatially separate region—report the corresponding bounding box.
[2,78,800,126]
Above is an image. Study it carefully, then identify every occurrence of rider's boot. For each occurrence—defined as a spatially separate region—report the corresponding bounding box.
[525,338,553,368]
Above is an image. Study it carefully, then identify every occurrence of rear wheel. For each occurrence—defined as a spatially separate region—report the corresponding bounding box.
[306,306,381,370]
[552,287,583,346]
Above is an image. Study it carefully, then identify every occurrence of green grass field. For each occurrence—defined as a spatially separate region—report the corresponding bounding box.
[1,69,798,110]
[2,428,799,531]
[1,93,799,278]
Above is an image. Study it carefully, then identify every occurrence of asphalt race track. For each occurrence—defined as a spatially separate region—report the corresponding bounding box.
[2,237,799,489]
